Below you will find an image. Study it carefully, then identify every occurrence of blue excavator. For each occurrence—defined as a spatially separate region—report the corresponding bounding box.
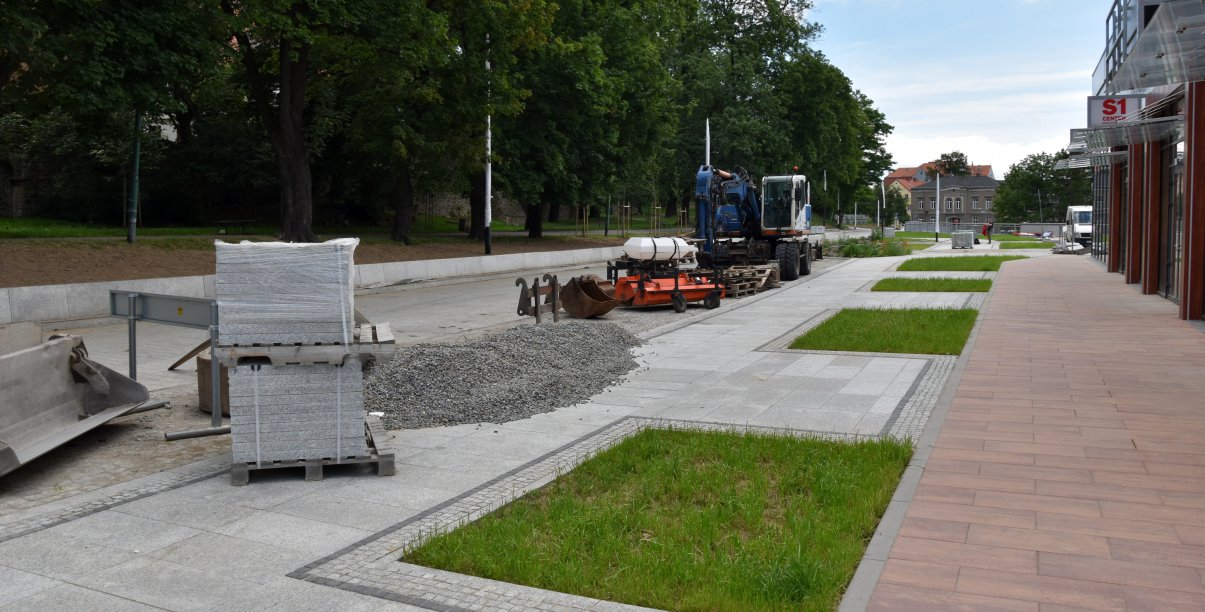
[694,164,821,280]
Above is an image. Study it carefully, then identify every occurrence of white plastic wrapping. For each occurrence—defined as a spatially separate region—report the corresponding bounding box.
[215,238,358,345]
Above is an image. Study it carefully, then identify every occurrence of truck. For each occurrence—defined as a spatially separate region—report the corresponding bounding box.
[1063,205,1092,248]
[694,164,821,280]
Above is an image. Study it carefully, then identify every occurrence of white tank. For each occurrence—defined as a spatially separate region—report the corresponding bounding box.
[622,237,698,262]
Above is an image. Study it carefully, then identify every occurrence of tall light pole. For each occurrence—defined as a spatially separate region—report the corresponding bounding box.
[934,173,941,243]
[484,35,493,255]
[879,177,886,233]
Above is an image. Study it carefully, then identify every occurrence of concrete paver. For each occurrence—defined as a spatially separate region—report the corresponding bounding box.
[867,255,1205,612]
[10,246,1200,610]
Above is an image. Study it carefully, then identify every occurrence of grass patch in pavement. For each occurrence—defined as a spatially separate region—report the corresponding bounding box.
[404,428,913,612]
[871,278,992,292]
[897,255,1025,272]
[894,231,1039,242]
[790,307,978,355]
[999,241,1055,249]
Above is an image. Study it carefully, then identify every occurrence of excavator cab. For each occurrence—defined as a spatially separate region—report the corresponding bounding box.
[761,175,809,232]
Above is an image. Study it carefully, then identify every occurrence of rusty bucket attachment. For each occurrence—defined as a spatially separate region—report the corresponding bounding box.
[561,276,619,318]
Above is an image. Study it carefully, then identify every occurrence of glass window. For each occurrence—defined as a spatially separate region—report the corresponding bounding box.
[955,197,962,211]
[972,197,980,209]
[945,197,952,211]
[985,197,993,209]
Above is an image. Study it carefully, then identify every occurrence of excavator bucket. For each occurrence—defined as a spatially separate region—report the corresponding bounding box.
[1,327,152,478]
[561,276,619,318]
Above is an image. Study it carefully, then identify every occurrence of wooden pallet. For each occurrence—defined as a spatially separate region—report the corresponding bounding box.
[725,279,761,298]
[723,265,781,296]
[214,323,395,367]
[229,420,395,485]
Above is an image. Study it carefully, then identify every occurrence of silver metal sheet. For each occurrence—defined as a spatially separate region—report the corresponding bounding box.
[1106,0,1205,93]
[110,291,217,329]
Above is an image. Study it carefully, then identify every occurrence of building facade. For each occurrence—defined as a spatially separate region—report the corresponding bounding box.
[1061,0,1204,321]
[908,175,1000,228]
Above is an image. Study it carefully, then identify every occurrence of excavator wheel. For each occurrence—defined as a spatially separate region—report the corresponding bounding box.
[776,242,800,281]
[800,241,812,276]
[814,241,824,260]
[704,290,721,310]
[671,291,688,313]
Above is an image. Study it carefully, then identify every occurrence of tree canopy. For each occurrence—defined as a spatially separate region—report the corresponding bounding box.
[993,151,1091,223]
[1,0,893,241]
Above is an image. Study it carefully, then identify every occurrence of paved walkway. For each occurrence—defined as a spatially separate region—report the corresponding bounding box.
[868,255,1205,611]
[8,245,1203,610]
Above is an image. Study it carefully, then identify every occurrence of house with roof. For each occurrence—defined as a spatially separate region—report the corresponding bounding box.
[907,175,1000,227]
[885,163,997,214]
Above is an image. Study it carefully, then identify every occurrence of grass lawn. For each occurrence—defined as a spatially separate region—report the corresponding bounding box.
[871,278,992,292]
[897,255,1025,272]
[790,308,978,355]
[404,428,913,612]
[999,241,1055,249]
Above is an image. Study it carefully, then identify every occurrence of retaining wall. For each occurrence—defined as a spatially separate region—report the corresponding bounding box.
[0,246,622,326]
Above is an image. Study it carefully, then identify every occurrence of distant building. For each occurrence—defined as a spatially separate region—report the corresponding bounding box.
[908,175,1000,227]
[885,162,997,213]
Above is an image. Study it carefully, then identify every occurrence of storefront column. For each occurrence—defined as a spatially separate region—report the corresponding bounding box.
[1142,143,1162,295]
[1183,81,1205,320]
[1108,160,1123,273]
[1125,143,1145,285]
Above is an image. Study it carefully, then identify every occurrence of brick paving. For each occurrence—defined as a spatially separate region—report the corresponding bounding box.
[868,255,1205,611]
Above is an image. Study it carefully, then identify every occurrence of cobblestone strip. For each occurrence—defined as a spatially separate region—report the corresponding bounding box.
[0,459,228,544]
[884,355,955,440]
[290,417,882,610]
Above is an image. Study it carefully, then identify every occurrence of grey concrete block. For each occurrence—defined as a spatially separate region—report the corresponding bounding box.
[63,281,114,321]
[2,583,160,611]
[8,284,70,323]
[0,288,11,324]
[0,565,60,606]
[357,263,385,287]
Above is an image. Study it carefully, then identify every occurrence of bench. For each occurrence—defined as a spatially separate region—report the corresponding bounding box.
[214,219,256,234]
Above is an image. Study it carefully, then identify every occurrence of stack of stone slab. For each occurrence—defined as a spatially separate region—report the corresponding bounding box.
[215,239,357,345]
[228,356,366,463]
[215,238,367,467]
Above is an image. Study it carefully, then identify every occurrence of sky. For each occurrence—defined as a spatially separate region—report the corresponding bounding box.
[810,0,1108,177]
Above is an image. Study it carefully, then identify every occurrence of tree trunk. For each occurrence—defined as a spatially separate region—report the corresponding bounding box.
[224,2,315,242]
[468,170,485,239]
[526,201,544,238]
[389,164,415,244]
[547,199,560,223]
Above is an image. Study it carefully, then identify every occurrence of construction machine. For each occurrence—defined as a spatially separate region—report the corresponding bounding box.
[694,164,821,280]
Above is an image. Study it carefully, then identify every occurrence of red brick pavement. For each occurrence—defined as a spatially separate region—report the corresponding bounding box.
[868,256,1205,611]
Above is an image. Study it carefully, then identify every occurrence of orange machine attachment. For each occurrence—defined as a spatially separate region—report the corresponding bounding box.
[606,257,723,313]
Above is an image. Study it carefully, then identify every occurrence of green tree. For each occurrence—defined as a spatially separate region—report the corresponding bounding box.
[993,151,1091,223]
[884,186,909,225]
[934,151,971,177]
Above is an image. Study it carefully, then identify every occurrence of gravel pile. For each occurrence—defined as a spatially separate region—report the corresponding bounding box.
[364,321,642,429]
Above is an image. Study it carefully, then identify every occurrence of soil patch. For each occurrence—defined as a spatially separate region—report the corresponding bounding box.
[0,235,623,288]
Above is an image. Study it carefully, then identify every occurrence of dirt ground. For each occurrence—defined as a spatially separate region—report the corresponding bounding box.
[0,385,230,515]
[0,235,623,288]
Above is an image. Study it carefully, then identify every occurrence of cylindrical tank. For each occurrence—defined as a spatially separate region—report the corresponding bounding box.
[622,237,698,261]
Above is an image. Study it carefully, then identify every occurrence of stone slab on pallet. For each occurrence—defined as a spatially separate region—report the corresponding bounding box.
[230,421,394,485]
[228,357,367,464]
[215,238,357,345]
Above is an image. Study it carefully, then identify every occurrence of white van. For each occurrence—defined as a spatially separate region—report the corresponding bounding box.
[1063,206,1092,247]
